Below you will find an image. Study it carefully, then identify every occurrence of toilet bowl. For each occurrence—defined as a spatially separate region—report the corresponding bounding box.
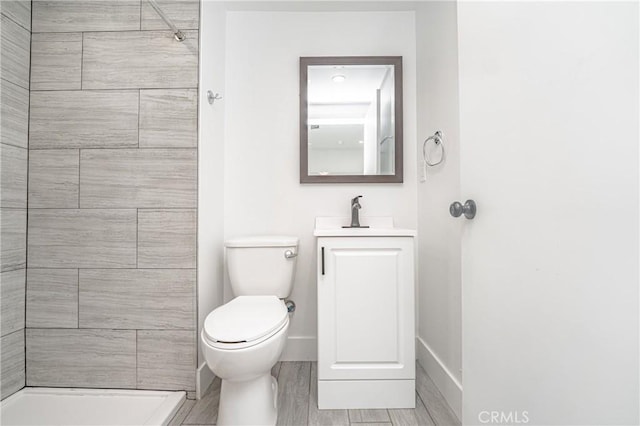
[201,236,298,426]
[201,296,289,426]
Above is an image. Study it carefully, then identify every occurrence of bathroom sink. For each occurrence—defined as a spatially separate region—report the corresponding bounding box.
[313,217,417,237]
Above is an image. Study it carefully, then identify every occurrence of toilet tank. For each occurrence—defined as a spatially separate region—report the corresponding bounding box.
[225,236,299,298]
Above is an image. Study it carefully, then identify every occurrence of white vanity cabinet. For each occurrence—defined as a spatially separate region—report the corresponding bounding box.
[316,233,416,409]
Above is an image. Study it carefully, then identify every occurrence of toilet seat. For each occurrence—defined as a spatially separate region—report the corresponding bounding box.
[203,295,288,350]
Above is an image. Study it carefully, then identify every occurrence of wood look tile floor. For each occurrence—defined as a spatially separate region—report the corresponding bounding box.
[173,362,460,426]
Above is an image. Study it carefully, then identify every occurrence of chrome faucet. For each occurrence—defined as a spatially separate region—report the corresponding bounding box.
[349,195,366,228]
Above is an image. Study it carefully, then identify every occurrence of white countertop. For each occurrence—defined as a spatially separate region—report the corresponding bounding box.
[313,217,417,237]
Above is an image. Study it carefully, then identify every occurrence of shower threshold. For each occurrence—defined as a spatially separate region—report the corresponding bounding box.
[0,387,185,426]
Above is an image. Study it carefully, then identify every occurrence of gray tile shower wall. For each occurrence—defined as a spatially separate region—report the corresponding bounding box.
[1,78,29,149]
[28,149,80,208]
[82,30,199,89]
[28,209,138,268]
[26,329,138,389]
[0,0,30,400]
[25,0,200,392]
[1,1,31,31]
[31,1,141,33]
[30,33,82,90]
[29,90,140,149]
[1,13,31,89]
[79,149,197,208]
[1,330,26,398]
[78,269,196,329]
[26,269,79,328]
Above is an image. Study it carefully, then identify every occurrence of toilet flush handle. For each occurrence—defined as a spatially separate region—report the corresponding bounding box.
[284,250,297,259]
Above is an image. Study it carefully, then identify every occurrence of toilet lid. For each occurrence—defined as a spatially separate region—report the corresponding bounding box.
[203,296,288,344]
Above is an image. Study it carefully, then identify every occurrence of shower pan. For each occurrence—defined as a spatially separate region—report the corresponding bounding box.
[1,388,185,426]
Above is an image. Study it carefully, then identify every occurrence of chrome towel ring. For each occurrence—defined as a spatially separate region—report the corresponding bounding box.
[422,130,445,166]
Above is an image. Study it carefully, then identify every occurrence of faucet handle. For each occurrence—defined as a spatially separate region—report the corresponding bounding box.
[344,195,369,228]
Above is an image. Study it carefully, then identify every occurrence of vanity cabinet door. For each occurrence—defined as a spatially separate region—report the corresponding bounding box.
[317,236,415,381]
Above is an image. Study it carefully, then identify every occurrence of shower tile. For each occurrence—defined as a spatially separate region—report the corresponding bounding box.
[28,149,79,208]
[141,0,200,31]
[26,329,136,388]
[1,143,27,208]
[1,0,32,31]
[80,149,197,208]
[30,33,82,91]
[139,89,198,148]
[0,269,25,336]
[137,330,196,391]
[32,0,140,32]
[82,30,199,89]
[79,269,195,329]
[27,269,78,329]
[138,209,196,268]
[28,209,137,268]
[1,76,29,149]
[1,330,25,399]
[1,14,30,89]
[29,90,139,149]
[1,208,26,272]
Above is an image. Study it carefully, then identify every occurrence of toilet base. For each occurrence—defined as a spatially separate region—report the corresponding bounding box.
[217,374,278,426]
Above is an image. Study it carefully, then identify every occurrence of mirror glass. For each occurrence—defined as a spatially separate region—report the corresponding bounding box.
[300,57,403,183]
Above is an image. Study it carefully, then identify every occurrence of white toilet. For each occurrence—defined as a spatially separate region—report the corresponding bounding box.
[201,236,298,426]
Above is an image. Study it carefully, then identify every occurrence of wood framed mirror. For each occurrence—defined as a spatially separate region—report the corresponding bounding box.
[300,56,403,183]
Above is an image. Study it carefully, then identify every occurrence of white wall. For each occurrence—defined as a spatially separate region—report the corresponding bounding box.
[415,1,462,419]
[200,2,638,418]
[197,0,227,394]
[223,10,417,359]
[458,2,638,424]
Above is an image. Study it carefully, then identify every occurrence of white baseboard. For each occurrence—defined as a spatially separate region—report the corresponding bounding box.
[416,336,462,420]
[196,362,215,400]
[280,336,317,361]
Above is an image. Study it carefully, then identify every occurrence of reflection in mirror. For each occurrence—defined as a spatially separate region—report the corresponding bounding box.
[300,57,403,183]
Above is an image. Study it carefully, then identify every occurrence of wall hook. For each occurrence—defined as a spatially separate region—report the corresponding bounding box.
[207,91,222,105]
